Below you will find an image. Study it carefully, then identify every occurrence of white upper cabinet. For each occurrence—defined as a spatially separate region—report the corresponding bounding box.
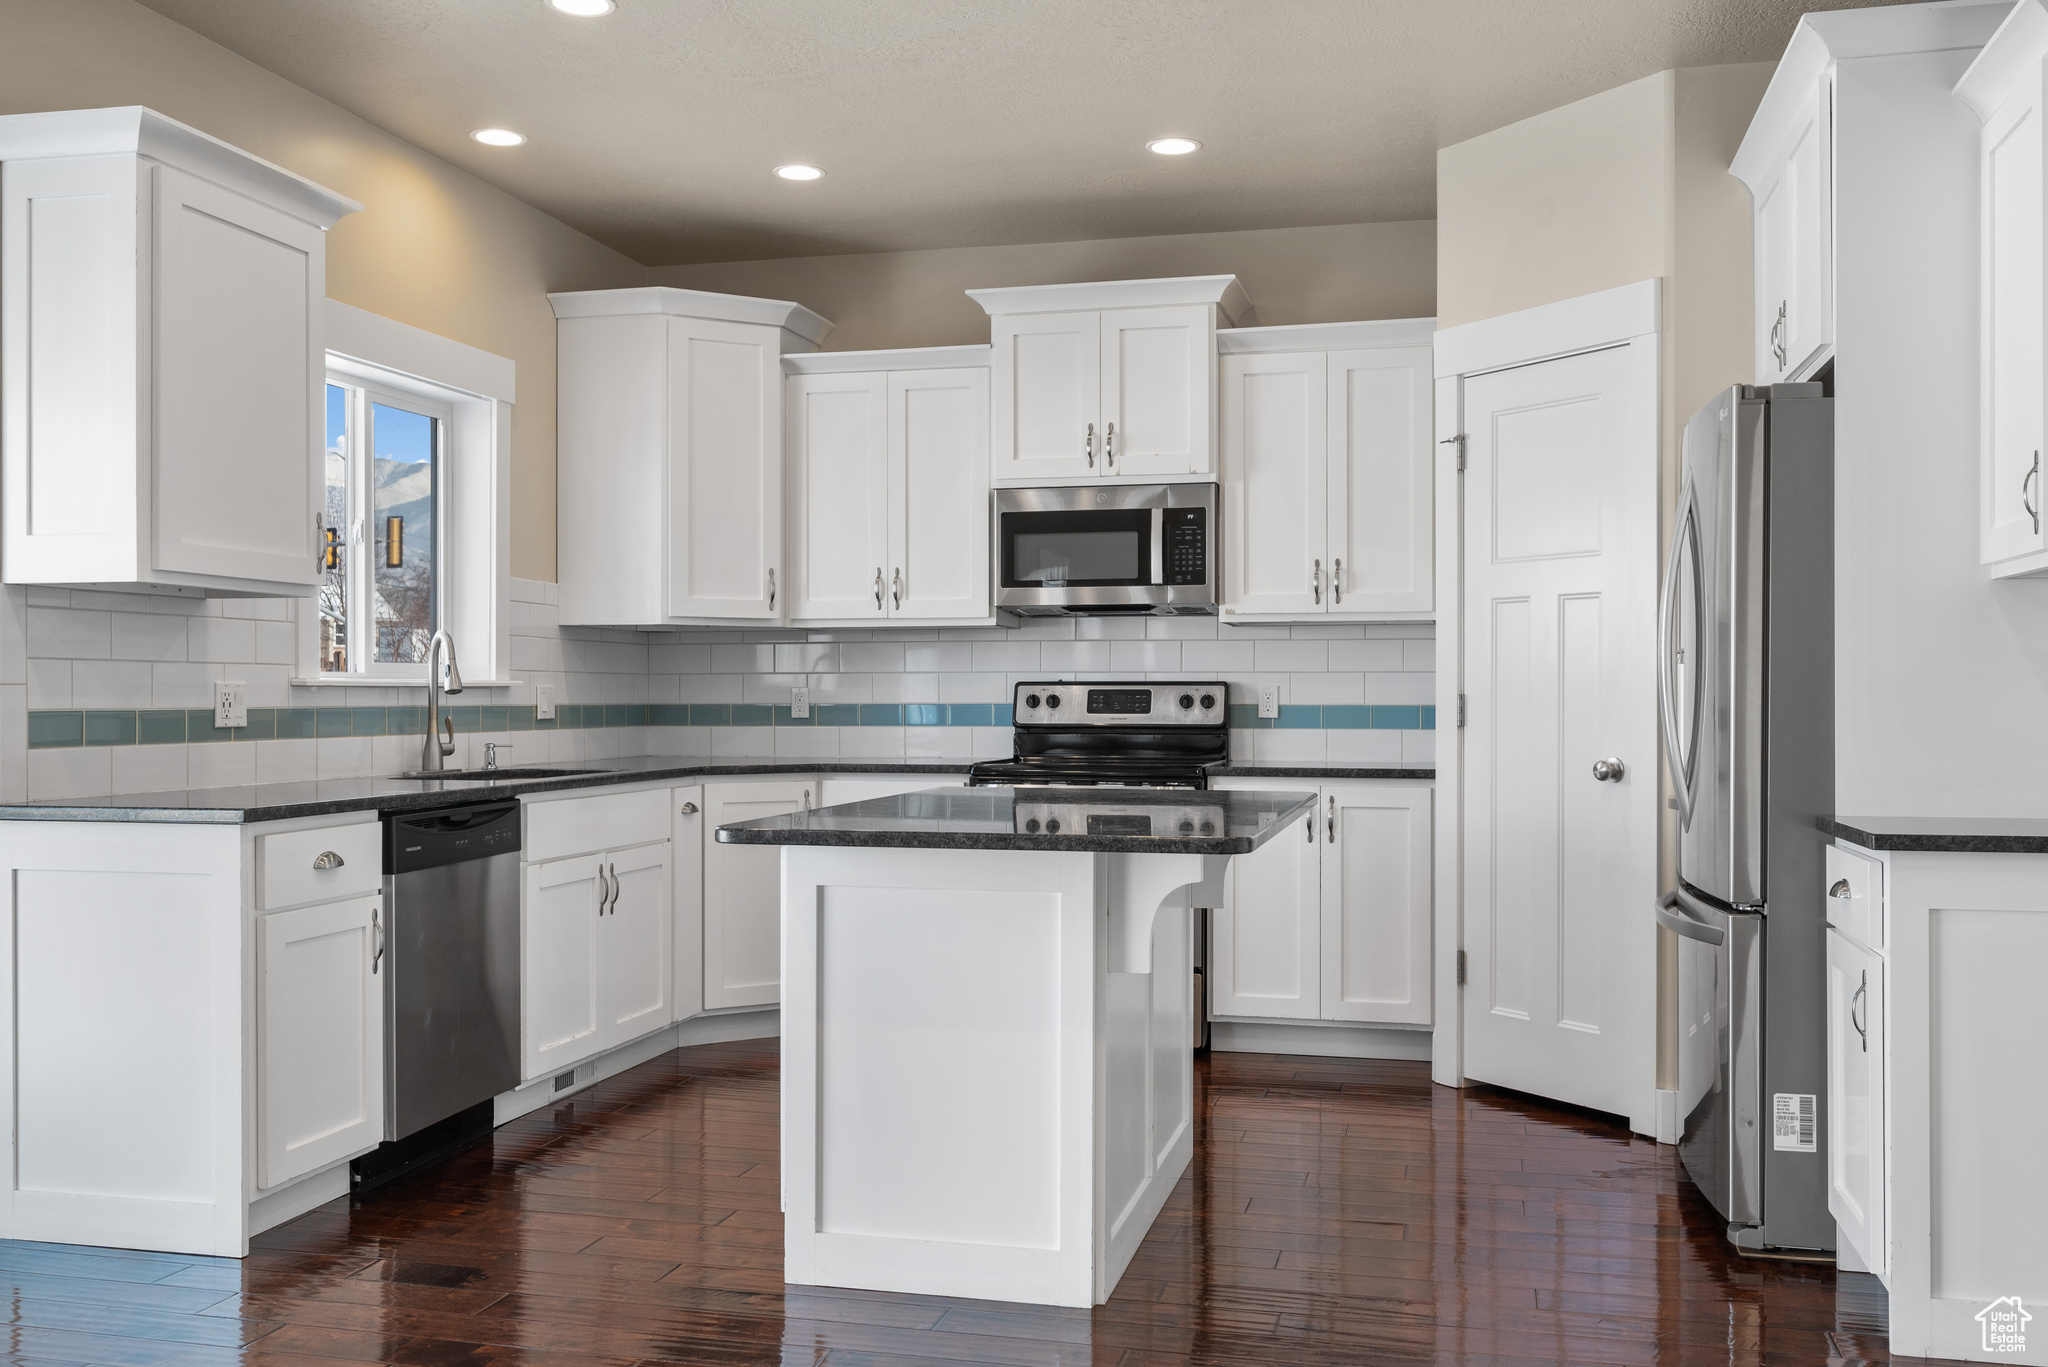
[1220,321,1434,621]
[551,287,832,626]
[785,348,992,626]
[0,107,359,596]
[970,276,1251,485]
[1744,73,1834,385]
[1960,1,2048,576]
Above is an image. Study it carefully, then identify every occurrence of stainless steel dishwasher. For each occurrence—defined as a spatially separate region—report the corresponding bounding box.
[381,799,522,1142]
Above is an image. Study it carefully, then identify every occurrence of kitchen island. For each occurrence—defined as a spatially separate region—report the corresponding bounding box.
[717,784,1318,1307]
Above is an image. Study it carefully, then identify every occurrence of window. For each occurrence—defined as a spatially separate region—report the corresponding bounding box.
[321,379,451,675]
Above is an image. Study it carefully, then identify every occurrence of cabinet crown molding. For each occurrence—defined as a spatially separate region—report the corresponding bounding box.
[0,105,361,227]
[1219,317,1435,354]
[1734,1,2012,187]
[783,344,991,374]
[548,286,834,346]
[966,274,1251,325]
[1956,0,2048,120]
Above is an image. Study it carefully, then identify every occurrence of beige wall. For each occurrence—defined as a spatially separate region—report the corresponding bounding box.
[0,0,646,581]
[649,220,1438,351]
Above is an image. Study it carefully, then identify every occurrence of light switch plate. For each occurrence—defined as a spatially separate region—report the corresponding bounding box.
[214,680,247,728]
[1258,685,1280,719]
[536,684,556,720]
[791,686,810,719]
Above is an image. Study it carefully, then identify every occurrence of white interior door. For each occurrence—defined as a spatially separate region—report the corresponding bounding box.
[599,840,673,1050]
[1100,304,1212,477]
[666,315,783,619]
[889,367,990,620]
[1461,339,1658,1132]
[1208,793,1319,1020]
[257,892,383,1189]
[1321,784,1432,1025]
[991,310,1098,483]
[789,370,889,621]
[1982,71,2047,566]
[1329,347,1434,613]
[703,780,814,1009]
[521,854,604,1080]
[1220,351,1327,617]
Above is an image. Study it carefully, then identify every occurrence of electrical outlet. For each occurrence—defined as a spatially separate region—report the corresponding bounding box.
[791,686,810,719]
[214,680,247,728]
[1259,685,1281,719]
[536,684,556,720]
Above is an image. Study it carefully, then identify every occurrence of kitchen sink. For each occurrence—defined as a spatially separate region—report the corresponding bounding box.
[389,766,617,782]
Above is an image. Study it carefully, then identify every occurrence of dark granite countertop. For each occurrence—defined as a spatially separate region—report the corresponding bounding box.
[1212,762,1435,781]
[716,786,1321,855]
[0,756,1403,826]
[1826,815,2048,854]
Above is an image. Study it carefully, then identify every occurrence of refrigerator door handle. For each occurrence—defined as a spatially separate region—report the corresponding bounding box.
[1659,488,1703,829]
[1656,889,1726,946]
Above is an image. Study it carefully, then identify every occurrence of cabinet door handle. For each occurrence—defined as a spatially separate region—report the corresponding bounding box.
[802,790,812,810]
[1771,300,1788,371]
[608,864,620,915]
[1327,794,1336,843]
[1105,421,1116,468]
[1332,558,1343,606]
[1850,970,1867,1052]
[1086,422,1096,467]
[371,905,383,974]
[1828,878,1851,899]
[2025,452,2040,535]
[767,567,777,611]
[312,850,345,870]
[680,801,699,816]
[597,866,610,916]
[892,568,902,610]
[875,567,884,611]
[1312,558,1321,605]
[1305,813,1313,843]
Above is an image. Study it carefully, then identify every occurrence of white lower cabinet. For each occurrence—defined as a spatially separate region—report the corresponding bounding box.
[256,891,385,1190]
[1209,781,1432,1028]
[702,779,817,1009]
[598,841,675,1046]
[672,786,706,1022]
[522,853,605,1079]
[1827,924,1886,1277]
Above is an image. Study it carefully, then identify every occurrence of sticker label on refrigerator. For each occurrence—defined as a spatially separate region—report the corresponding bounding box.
[1772,1092,1816,1152]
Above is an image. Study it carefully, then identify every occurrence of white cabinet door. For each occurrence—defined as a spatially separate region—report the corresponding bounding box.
[1328,347,1433,613]
[598,839,672,1051]
[1982,68,2048,569]
[991,310,1099,483]
[888,367,991,620]
[788,370,888,621]
[1827,927,1886,1276]
[666,315,784,620]
[152,165,325,589]
[522,854,604,1080]
[1100,304,1213,477]
[258,892,384,1189]
[1221,351,1328,617]
[1755,77,1833,383]
[702,780,815,1009]
[672,786,705,1023]
[1753,154,1795,385]
[1209,803,1320,1020]
[1320,784,1432,1025]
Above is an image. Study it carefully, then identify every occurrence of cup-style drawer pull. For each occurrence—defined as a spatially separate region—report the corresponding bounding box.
[312,850,346,870]
[679,802,700,815]
[1828,878,1852,899]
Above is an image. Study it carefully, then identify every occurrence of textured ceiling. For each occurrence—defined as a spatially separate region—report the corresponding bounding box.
[135,0,1896,265]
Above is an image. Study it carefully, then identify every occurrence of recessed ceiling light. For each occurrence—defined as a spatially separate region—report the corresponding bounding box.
[471,128,526,147]
[1147,137,1202,156]
[546,0,615,12]
[774,164,824,181]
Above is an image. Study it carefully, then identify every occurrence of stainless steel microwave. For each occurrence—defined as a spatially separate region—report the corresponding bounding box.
[994,483,1217,616]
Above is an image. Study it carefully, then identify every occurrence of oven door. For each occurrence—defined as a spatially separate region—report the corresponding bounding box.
[995,483,1216,614]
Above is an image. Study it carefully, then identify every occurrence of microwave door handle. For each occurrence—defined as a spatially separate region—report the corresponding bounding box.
[1151,508,1165,588]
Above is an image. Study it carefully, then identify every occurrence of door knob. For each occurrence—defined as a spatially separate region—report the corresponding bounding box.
[1591,758,1626,782]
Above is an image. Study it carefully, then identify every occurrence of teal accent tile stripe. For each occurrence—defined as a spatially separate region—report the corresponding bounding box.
[29,696,1436,749]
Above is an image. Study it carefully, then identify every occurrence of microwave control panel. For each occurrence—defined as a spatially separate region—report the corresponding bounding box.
[1165,508,1208,585]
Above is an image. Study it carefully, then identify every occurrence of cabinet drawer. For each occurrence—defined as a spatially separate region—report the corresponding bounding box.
[524,787,670,862]
[1825,842,1883,952]
[256,820,382,910]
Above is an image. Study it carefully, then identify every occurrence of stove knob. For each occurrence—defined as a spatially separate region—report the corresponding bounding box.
[1178,820,1194,834]
[1046,818,1061,834]
[1024,693,1042,710]
[1025,818,1041,833]
[1200,821,1215,835]
[1044,693,1061,709]
[1178,693,1195,710]
[1199,693,1217,710]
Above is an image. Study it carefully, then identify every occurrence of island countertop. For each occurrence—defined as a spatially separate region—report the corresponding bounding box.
[714,785,1320,855]
[1824,814,2048,853]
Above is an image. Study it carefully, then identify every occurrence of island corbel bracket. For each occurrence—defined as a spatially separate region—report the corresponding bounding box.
[1105,853,1227,974]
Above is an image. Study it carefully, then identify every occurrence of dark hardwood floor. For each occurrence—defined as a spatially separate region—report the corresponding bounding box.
[0,1041,1952,1366]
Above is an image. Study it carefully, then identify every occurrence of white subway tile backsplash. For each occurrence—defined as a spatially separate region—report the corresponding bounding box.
[970,641,1040,672]
[1110,641,1181,672]
[1327,639,1405,672]
[1362,672,1433,705]
[840,642,908,673]
[187,741,256,789]
[902,642,971,672]
[1287,673,1365,705]
[1075,617,1146,640]
[27,659,70,709]
[29,608,111,659]
[1324,729,1405,763]
[1037,641,1115,675]
[110,613,190,662]
[1254,640,1327,672]
[29,745,111,800]
[1180,640,1256,673]
[256,738,319,785]
[871,673,940,703]
[111,742,189,794]
[1404,638,1436,672]
[151,663,219,708]
[939,673,1008,702]
[72,660,153,709]
[188,617,256,664]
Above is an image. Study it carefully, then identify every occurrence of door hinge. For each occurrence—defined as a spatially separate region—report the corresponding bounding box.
[1440,433,1466,471]
[1456,949,1467,986]
[1456,693,1466,728]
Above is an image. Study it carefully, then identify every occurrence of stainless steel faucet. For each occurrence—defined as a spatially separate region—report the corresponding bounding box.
[420,629,465,772]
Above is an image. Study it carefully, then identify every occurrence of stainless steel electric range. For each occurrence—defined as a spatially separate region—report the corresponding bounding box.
[967,680,1230,790]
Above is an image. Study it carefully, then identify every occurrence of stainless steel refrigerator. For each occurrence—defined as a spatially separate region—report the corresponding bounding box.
[1658,383,1834,1253]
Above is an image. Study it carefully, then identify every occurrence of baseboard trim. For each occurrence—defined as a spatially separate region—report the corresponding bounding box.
[1653,1088,1681,1144]
[494,1009,782,1126]
[247,1163,349,1238]
[1210,1020,1432,1061]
